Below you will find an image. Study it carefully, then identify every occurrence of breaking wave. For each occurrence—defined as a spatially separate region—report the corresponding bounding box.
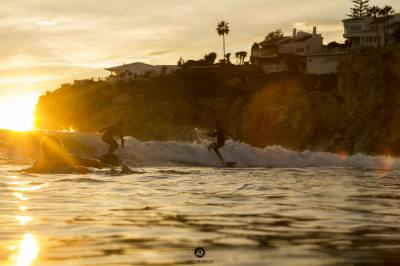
[75,134,399,169]
[1,131,399,169]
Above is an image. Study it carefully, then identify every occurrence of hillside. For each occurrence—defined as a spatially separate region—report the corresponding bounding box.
[35,46,400,155]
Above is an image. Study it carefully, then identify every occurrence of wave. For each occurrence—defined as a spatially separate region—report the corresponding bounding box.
[1,131,399,169]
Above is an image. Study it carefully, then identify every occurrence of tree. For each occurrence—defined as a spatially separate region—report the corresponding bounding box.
[216,21,230,63]
[119,71,126,78]
[204,52,217,65]
[225,53,231,64]
[380,5,395,45]
[264,29,284,41]
[393,26,400,43]
[368,5,382,46]
[177,57,184,66]
[349,0,370,18]
[235,51,247,65]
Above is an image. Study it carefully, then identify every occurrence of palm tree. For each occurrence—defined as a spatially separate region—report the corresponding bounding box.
[216,21,230,63]
[380,5,395,45]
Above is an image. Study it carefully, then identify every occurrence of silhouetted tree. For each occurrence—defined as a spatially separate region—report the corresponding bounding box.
[119,71,126,78]
[393,26,400,43]
[235,51,248,65]
[225,53,231,64]
[380,5,395,45]
[216,21,230,63]
[177,57,184,66]
[349,0,370,18]
[265,29,284,41]
[204,52,217,65]
[368,5,382,46]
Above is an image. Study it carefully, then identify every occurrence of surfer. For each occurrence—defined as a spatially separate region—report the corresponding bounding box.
[207,124,227,161]
[100,121,125,153]
[20,135,102,174]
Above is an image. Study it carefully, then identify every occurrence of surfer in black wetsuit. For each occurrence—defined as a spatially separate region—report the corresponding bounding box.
[207,124,227,161]
[100,121,125,153]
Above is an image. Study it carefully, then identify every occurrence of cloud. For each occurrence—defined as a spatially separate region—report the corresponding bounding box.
[0,0,399,94]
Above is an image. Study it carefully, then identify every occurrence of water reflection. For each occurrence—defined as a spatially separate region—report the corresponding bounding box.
[16,233,39,266]
[15,216,33,226]
[6,176,41,266]
[12,192,28,201]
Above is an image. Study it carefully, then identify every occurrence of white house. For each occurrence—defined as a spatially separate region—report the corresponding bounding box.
[306,50,347,75]
[105,62,179,81]
[343,14,400,48]
[251,27,325,73]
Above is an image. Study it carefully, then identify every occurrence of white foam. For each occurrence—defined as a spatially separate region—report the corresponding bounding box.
[69,134,398,169]
[3,131,399,169]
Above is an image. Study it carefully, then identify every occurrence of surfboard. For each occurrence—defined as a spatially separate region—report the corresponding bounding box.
[100,153,120,166]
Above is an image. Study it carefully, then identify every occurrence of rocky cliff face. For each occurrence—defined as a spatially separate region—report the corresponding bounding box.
[245,46,400,155]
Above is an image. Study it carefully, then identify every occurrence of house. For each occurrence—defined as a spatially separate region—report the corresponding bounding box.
[343,14,400,48]
[105,62,178,81]
[251,27,324,73]
[306,50,347,74]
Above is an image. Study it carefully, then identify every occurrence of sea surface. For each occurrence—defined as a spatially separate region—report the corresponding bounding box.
[1,165,400,266]
[1,135,400,265]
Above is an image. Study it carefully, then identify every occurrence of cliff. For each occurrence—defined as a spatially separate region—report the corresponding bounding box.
[35,46,400,155]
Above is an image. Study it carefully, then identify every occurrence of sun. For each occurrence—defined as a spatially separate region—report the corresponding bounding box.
[0,93,38,131]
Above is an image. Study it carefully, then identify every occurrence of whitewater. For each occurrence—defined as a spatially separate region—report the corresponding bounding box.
[0,132,400,265]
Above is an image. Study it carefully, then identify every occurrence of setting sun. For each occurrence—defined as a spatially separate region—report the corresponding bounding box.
[0,93,38,131]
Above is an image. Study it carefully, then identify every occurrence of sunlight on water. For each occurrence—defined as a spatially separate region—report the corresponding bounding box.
[16,233,39,266]
[15,216,33,226]
[12,192,28,201]
[9,184,46,192]
[19,206,28,211]
[1,164,400,265]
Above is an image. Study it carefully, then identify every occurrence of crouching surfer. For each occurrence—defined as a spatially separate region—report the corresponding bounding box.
[100,121,124,154]
[19,136,102,174]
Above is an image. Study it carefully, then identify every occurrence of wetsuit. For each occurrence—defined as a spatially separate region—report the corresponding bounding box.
[102,125,124,153]
[208,128,226,161]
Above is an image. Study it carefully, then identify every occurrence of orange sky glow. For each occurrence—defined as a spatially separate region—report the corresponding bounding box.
[0,0,398,130]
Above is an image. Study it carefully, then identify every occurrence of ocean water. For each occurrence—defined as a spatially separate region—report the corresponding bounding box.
[1,135,400,265]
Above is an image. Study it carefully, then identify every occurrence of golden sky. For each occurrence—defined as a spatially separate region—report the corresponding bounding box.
[0,0,398,96]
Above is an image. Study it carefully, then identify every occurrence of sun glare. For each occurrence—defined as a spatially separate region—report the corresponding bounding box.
[0,93,38,131]
[16,233,39,266]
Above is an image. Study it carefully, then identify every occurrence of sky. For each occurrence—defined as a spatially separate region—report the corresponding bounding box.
[0,0,399,97]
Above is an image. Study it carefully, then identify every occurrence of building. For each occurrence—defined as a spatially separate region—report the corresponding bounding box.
[306,50,347,75]
[251,27,325,73]
[105,62,179,81]
[343,14,400,48]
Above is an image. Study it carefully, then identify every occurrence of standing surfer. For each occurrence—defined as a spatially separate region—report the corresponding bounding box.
[207,124,227,162]
[100,121,125,154]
